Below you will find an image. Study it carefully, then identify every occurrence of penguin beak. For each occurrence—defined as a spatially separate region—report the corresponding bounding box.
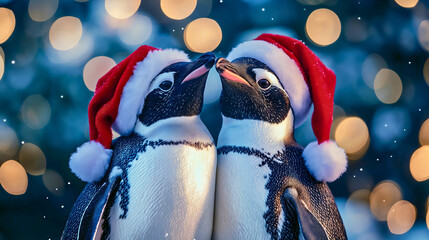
[182,52,215,83]
[215,58,250,86]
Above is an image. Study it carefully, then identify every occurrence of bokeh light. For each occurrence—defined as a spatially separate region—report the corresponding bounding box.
[395,0,419,8]
[42,169,65,196]
[45,31,94,65]
[0,7,16,44]
[374,68,402,104]
[387,200,416,234]
[118,14,152,46]
[0,160,28,195]
[19,143,46,176]
[305,8,341,46]
[370,180,402,221]
[335,117,369,158]
[344,189,372,234]
[0,125,19,157]
[21,95,52,129]
[427,203,429,229]
[409,146,429,182]
[184,18,222,53]
[160,0,197,20]
[423,58,429,86]
[83,56,116,92]
[418,20,429,52]
[49,16,82,51]
[420,119,429,146]
[0,53,4,81]
[28,0,59,22]
[0,46,4,60]
[105,0,141,19]
[362,54,387,89]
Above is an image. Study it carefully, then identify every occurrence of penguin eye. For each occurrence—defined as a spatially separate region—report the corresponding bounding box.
[257,78,271,89]
[159,80,173,91]
[253,68,281,90]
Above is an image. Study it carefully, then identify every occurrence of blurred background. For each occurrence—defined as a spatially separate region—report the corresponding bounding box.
[0,0,428,239]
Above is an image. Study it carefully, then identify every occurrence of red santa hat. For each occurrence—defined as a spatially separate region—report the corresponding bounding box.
[227,33,347,182]
[69,45,190,182]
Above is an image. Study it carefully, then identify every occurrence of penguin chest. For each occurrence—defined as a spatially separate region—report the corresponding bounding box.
[108,143,216,240]
[214,150,272,240]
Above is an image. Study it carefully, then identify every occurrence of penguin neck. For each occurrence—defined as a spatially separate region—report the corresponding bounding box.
[217,109,295,151]
[134,115,213,143]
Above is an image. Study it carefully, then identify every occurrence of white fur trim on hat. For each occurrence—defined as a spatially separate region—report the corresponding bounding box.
[302,140,347,182]
[227,40,311,127]
[112,49,191,135]
[69,141,113,182]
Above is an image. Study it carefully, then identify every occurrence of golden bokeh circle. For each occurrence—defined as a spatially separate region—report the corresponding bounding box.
[19,143,46,176]
[409,146,429,182]
[374,68,402,104]
[105,0,141,19]
[0,46,4,61]
[362,54,387,89]
[28,0,59,22]
[21,95,52,129]
[427,207,429,230]
[83,56,116,92]
[118,14,152,45]
[419,119,429,146]
[423,58,429,87]
[0,7,16,44]
[418,20,429,52]
[305,8,341,46]
[49,16,82,51]
[370,180,402,221]
[387,200,416,235]
[395,0,419,8]
[0,54,4,81]
[161,0,197,20]
[0,160,28,195]
[42,169,65,195]
[335,117,369,156]
[184,18,222,53]
[0,125,19,157]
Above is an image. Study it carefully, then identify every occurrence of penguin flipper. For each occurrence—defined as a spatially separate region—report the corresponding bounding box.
[283,188,329,240]
[78,172,121,240]
[62,169,121,240]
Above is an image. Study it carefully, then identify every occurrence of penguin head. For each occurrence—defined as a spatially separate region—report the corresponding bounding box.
[138,52,215,126]
[215,57,292,124]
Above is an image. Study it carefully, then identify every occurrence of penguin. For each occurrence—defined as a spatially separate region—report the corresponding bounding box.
[62,47,217,240]
[212,34,347,240]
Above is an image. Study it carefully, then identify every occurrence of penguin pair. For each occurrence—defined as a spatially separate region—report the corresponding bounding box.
[63,34,348,240]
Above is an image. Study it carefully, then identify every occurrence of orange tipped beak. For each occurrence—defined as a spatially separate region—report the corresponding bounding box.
[215,58,250,86]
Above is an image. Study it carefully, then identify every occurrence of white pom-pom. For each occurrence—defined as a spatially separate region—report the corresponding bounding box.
[302,140,347,182]
[69,141,113,182]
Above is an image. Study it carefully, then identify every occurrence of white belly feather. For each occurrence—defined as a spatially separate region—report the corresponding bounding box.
[214,152,271,240]
[108,116,217,240]
[213,115,294,240]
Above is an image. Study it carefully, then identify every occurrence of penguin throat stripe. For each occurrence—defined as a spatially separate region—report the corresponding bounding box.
[217,145,284,166]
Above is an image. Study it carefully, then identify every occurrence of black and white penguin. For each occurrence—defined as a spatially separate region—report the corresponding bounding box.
[62,46,217,239]
[213,34,348,240]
